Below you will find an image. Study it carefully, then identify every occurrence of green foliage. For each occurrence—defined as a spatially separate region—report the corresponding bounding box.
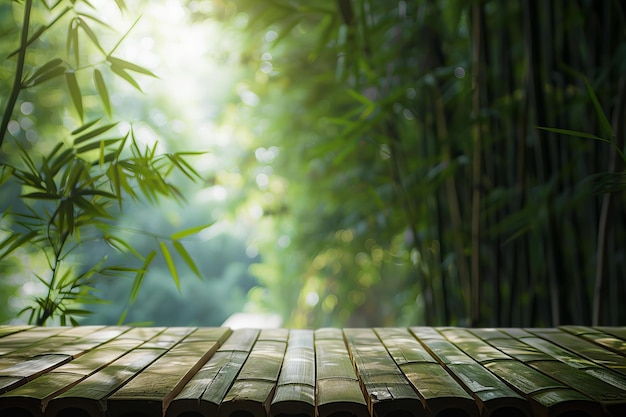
[0,0,210,325]
[213,0,626,327]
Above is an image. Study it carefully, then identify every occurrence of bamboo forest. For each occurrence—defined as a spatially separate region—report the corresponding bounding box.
[0,0,624,328]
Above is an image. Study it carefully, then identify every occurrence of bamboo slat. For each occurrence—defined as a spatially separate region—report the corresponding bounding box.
[411,327,531,417]
[595,327,626,342]
[0,327,148,417]
[560,326,626,356]
[106,327,231,417]
[0,326,126,395]
[0,327,74,356]
[526,328,626,376]
[314,328,368,417]
[0,326,33,340]
[374,327,478,417]
[166,328,260,417]
[495,328,626,393]
[343,328,423,417]
[270,329,315,417]
[218,329,288,417]
[0,326,625,417]
[441,329,601,415]
[485,328,626,415]
[45,327,179,417]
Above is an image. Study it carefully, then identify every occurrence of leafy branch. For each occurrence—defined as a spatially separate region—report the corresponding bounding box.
[0,0,213,325]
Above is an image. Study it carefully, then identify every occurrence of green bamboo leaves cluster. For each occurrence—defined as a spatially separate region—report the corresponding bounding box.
[0,0,210,325]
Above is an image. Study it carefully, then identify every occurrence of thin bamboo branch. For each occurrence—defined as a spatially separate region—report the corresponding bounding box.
[432,84,471,322]
[592,76,626,325]
[0,0,33,152]
[470,0,483,326]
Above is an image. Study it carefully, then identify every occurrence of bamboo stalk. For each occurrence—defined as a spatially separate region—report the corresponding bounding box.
[0,0,32,151]
[470,0,483,327]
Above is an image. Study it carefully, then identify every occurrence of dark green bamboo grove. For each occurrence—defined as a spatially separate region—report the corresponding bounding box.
[217,0,626,327]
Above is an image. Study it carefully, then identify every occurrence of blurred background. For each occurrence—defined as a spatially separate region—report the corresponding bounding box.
[0,0,624,328]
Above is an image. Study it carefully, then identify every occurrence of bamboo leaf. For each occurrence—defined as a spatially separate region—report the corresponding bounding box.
[160,241,180,291]
[130,250,156,303]
[77,11,114,30]
[113,0,127,12]
[50,148,75,176]
[117,308,128,325]
[0,231,38,260]
[76,138,121,154]
[538,127,609,142]
[24,58,65,86]
[170,222,214,240]
[583,77,614,140]
[107,56,157,77]
[94,69,111,116]
[21,192,62,200]
[71,119,101,135]
[110,65,143,92]
[65,70,83,121]
[0,166,14,186]
[173,241,202,279]
[73,123,117,145]
[77,17,105,53]
[104,235,143,259]
[165,154,196,181]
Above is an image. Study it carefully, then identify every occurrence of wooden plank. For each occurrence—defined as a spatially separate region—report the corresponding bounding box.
[166,328,260,417]
[106,327,230,417]
[411,327,531,417]
[270,330,315,417]
[374,328,478,417]
[314,328,367,417]
[344,328,423,417]
[526,328,626,376]
[441,328,605,416]
[45,327,180,417]
[218,329,288,417]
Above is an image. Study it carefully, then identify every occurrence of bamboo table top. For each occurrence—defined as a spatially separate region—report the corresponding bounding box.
[0,326,625,417]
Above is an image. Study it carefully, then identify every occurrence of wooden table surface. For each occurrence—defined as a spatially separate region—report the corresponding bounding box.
[0,325,625,417]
